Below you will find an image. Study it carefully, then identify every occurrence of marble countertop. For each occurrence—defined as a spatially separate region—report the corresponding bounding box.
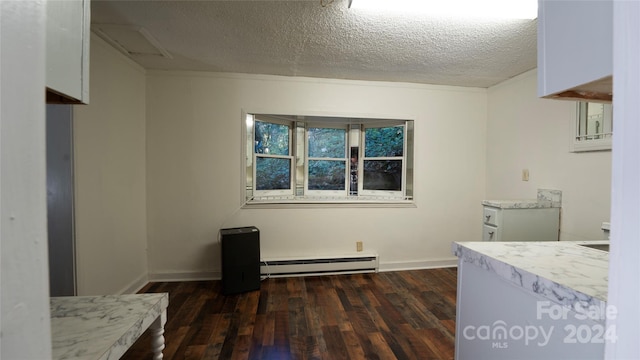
[452,241,608,309]
[51,293,169,360]
[481,199,559,209]
[482,188,562,209]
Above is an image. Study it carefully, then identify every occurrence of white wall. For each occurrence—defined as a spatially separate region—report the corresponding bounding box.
[486,70,611,241]
[73,34,148,295]
[73,40,612,287]
[145,72,487,279]
[0,1,52,357]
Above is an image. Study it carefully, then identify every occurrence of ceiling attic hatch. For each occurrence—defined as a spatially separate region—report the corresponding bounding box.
[93,24,173,59]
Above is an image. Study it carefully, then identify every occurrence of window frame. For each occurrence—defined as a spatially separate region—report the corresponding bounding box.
[251,115,295,198]
[358,122,407,198]
[304,122,350,197]
[571,101,613,152]
[242,112,415,207]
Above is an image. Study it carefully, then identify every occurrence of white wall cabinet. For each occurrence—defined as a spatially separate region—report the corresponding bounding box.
[537,0,612,102]
[482,206,560,242]
[46,0,90,104]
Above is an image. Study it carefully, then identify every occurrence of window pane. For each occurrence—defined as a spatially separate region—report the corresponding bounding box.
[256,157,291,190]
[365,126,404,157]
[308,128,345,158]
[308,160,346,190]
[577,102,614,140]
[255,121,289,155]
[363,160,402,191]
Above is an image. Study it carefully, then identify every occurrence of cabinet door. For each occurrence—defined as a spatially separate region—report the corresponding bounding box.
[46,0,90,104]
[501,208,560,241]
[537,0,612,100]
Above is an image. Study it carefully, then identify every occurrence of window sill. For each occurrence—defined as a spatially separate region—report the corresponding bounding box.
[570,139,612,152]
[243,199,416,209]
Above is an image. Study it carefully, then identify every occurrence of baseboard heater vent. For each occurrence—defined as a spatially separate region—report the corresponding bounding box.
[261,254,379,278]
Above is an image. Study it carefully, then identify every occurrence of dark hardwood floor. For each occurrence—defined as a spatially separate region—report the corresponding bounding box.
[121,268,457,360]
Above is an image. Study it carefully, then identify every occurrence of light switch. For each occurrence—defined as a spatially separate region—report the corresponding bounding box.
[522,169,530,181]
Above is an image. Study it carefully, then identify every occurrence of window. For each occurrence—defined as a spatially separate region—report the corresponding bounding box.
[361,125,404,196]
[572,102,613,152]
[253,120,293,195]
[306,126,347,195]
[244,114,414,205]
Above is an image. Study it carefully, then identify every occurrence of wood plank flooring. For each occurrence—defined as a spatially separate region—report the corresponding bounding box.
[121,268,457,360]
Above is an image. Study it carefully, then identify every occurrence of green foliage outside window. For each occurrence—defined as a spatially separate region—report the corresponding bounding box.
[365,126,404,157]
[255,157,290,190]
[308,128,345,158]
[255,121,289,155]
[308,160,346,190]
[363,160,402,191]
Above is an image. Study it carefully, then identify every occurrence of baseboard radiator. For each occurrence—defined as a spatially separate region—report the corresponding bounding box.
[260,253,379,278]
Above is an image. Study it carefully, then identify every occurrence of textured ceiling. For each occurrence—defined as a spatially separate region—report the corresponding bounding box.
[91,0,538,88]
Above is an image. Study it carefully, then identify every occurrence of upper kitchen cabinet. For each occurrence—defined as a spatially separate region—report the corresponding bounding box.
[537,0,612,102]
[46,0,90,104]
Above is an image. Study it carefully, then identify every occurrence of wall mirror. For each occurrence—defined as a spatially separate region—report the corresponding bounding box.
[571,102,613,152]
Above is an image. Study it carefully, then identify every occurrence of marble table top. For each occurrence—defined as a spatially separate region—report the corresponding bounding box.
[452,241,608,309]
[51,293,169,360]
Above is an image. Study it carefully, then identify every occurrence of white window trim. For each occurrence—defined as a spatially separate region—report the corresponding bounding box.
[241,111,415,208]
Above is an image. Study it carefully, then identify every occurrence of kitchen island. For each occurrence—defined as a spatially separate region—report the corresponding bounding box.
[50,293,169,360]
[453,241,611,360]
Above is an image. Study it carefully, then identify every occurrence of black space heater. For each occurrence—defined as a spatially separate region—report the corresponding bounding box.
[220,226,261,295]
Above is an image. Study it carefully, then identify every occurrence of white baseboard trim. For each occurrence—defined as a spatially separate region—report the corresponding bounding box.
[378,257,458,272]
[148,271,221,282]
[117,273,149,294]
[144,260,457,284]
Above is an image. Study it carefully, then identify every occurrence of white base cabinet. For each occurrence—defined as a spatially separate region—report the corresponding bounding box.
[482,206,560,242]
[455,259,605,360]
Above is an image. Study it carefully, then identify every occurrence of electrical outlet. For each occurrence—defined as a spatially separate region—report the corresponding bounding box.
[522,169,530,181]
[356,241,363,252]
